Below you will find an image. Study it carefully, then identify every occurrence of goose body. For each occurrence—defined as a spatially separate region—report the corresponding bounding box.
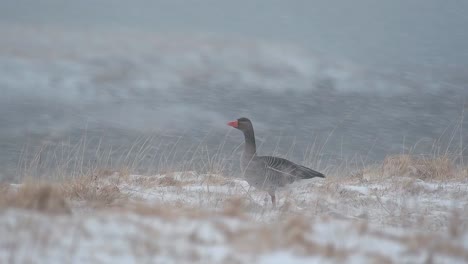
[228,117,325,207]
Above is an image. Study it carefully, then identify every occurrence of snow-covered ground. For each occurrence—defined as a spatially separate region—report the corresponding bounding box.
[1,172,468,263]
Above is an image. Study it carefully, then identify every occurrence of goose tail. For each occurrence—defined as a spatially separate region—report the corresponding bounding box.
[297,165,325,179]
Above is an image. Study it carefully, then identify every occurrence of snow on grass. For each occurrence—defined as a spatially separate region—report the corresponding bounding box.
[1,171,467,263]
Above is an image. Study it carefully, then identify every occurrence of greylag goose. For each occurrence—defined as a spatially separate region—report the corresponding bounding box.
[228,117,325,207]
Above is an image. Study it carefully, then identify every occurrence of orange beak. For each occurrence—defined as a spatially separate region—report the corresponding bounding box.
[227,120,238,128]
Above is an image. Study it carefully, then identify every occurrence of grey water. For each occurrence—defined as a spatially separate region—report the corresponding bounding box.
[1,1,467,180]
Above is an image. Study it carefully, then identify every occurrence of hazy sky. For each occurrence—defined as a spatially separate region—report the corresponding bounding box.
[1,0,468,68]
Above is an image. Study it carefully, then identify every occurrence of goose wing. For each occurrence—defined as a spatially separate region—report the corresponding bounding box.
[258,156,325,184]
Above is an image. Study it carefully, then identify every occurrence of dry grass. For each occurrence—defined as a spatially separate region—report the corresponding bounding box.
[224,214,350,260]
[0,171,128,213]
[0,159,467,263]
[381,154,456,180]
[3,151,465,230]
[129,174,184,188]
[61,176,125,207]
[1,118,466,264]
[0,182,70,214]
[112,201,214,221]
[222,196,250,218]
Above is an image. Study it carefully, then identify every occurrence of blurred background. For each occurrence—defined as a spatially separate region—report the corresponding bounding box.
[1,0,467,180]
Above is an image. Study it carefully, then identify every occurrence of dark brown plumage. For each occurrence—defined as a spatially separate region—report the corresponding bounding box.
[228,117,325,207]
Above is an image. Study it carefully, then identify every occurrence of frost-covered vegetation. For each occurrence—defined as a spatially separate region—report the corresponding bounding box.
[1,154,467,263]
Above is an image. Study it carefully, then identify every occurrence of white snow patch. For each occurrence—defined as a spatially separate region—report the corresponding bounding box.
[1,172,467,263]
